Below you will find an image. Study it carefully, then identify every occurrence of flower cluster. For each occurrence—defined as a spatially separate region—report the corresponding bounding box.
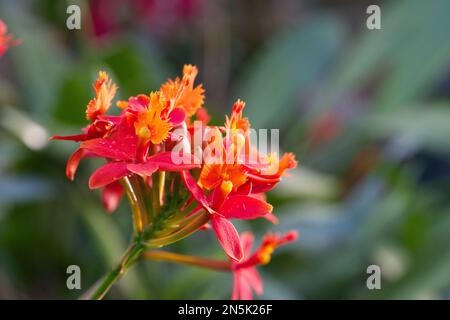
[53,65,298,300]
[0,19,20,57]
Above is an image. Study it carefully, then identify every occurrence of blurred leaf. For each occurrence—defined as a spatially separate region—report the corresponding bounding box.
[273,166,339,200]
[373,1,450,111]
[102,42,173,97]
[0,2,69,122]
[235,14,344,129]
[311,0,450,114]
[52,64,93,125]
[361,104,450,156]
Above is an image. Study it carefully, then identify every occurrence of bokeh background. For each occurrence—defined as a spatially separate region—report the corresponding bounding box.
[1,0,450,299]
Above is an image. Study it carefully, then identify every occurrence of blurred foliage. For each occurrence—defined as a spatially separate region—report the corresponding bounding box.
[0,0,450,299]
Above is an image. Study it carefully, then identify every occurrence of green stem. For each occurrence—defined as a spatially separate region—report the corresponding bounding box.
[86,242,145,300]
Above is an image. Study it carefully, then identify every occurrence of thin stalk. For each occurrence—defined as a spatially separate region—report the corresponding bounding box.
[129,175,149,227]
[144,251,231,272]
[122,177,144,234]
[152,173,161,216]
[140,176,154,222]
[158,171,165,206]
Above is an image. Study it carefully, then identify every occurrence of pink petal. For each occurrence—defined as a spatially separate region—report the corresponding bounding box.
[241,267,263,296]
[89,162,129,189]
[127,162,158,177]
[263,212,279,224]
[0,20,6,34]
[219,195,273,220]
[211,215,243,262]
[168,107,186,126]
[101,181,124,213]
[237,271,253,300]
[199,223,211,230]
[240,232,254,257]
[232,272,242,300]
[128,96,148,112]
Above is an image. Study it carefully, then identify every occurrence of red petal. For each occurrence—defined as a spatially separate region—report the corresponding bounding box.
[180,171,211,210]
[101,181,124,213]
[236,182,252,195]
[82,138,134,161]
[168,107,186,126]
[89,162,129,189]
[180,195,195,211]
[184,203,205,218]
[97,115,122,125]
[66,148,88,181]
[211,215,243,262]
[219,195,273,220]
[246,172,281,184]
[248,182,277,194]
[50,133,88,141]
[81,117,138,161]
[127,162,158,177]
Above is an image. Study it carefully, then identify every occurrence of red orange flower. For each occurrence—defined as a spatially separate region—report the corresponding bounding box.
[231,231,298,300]
[53,64,298,300]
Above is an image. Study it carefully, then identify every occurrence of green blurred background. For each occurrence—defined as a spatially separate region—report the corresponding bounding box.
[1,0,450,299]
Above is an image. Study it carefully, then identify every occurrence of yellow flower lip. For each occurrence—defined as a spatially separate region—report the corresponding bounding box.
[220,180,233,195]
[258,245,275,265]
